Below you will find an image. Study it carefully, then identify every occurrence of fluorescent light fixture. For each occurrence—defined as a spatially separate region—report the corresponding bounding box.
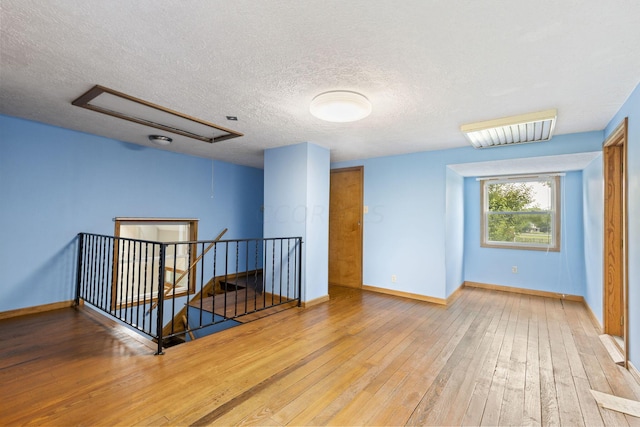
[72,85,243,143]
[461,109,557,149]
[310,90,372,123]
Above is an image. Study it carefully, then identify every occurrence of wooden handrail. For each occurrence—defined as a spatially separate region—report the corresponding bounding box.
[147,228,228,314]
[170,228,227,289]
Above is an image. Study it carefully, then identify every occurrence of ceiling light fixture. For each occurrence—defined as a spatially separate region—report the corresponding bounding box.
[460,109,557,149]
[310,90,372,123]
[148,135,172,146]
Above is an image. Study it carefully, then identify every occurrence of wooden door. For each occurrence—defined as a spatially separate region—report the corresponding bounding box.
[603,118,628,365]
[329,167,363,288]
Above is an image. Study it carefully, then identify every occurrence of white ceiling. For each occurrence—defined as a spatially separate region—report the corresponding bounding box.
[1,1,639,169]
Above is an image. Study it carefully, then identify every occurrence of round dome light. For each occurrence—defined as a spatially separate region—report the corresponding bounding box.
[148,135,173,146]
[310,91,372,123]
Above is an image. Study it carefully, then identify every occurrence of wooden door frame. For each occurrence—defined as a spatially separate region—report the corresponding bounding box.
[602,117,628,368]
[112,218,199,310]
[329,166,364,289]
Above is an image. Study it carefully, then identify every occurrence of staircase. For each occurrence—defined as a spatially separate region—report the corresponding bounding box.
[162,271,298,346]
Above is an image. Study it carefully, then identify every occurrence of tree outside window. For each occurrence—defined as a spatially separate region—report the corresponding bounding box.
[481,176,560,251]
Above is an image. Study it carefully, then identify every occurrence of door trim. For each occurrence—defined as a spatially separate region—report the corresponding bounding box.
[602,117,628,368]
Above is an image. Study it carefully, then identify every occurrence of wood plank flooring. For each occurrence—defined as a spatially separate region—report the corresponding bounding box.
[1,285,640,426]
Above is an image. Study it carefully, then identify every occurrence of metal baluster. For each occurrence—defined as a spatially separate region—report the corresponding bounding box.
[279,238,283,304]
[127,239,134,325]
[127,240,134,324]
[131,240,137,324]
[199,242,205,328]
[155,244,166,355]
[82,234,90,303]
[234,241,239,317]
[262,239,266,309]
[150,243,157,335]
[243,240,248,314]
[269,239,274,306]
[99,236,107,311]
[109,237,122,313]
[94,236,102,308]
[104,236,110,311]
[84,235,90,304]
[91,235,98,304]
[297,238,303,307]
[117,239,125,317]
[75,233,84,306]
[212,242,217,323]
[286,239,291,301]
[224,241,229,320]
[107,237,114,312]
[136,240,143,328]
[142,242,149,333]
[170,243,177,335]
[124,240,136,324]
[86,235,93,305]
[185,242,192,333]
[254,239,259,312]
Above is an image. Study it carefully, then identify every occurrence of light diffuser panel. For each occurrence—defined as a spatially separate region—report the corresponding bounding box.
[461,109,557,149]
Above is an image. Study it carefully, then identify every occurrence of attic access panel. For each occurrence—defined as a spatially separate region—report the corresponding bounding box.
[72,85,243,143]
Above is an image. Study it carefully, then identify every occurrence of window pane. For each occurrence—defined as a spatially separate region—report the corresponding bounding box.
[488,180,552,212]
[482,176,560,251]
[488,212,553,244]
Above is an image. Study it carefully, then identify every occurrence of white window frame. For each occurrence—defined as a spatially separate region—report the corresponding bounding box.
[480,175,561,251]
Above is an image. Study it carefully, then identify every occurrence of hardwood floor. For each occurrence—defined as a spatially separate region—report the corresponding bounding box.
[1,285,640,426]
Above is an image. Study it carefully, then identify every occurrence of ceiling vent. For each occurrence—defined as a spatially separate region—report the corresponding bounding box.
[72,85,243,143]
[460,109,557,149]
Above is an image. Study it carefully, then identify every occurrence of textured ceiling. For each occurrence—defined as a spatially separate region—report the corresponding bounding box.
[1,1,639,168]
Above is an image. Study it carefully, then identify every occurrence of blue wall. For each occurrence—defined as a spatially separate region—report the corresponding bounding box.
[334,152,449,299]
[263,143,308,240]
[445,167,465,296]
[582,155,604,324]
[304,143,330,301]
[333,131,603,301]
[264,142,330,302]
[464,171,586,296]
[0,115,264,312]
[605,81,640,372]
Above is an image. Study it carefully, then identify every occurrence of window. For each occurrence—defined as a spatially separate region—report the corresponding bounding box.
[112,218,198,307]
[481,175,560,251]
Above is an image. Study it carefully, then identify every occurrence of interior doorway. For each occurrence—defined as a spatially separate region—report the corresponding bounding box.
[602,118,628,367]
[112,218,199,308]
[329,167,363,290]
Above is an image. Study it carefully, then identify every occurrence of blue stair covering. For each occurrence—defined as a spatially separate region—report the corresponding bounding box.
[185,306,241,341]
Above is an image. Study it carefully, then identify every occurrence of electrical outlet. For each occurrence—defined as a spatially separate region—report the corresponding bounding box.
[512,266,518,274]
[391,275,397,283]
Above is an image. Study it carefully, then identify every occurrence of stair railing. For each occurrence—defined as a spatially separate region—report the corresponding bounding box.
[146,228,227,314]
[75,233,303,354]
